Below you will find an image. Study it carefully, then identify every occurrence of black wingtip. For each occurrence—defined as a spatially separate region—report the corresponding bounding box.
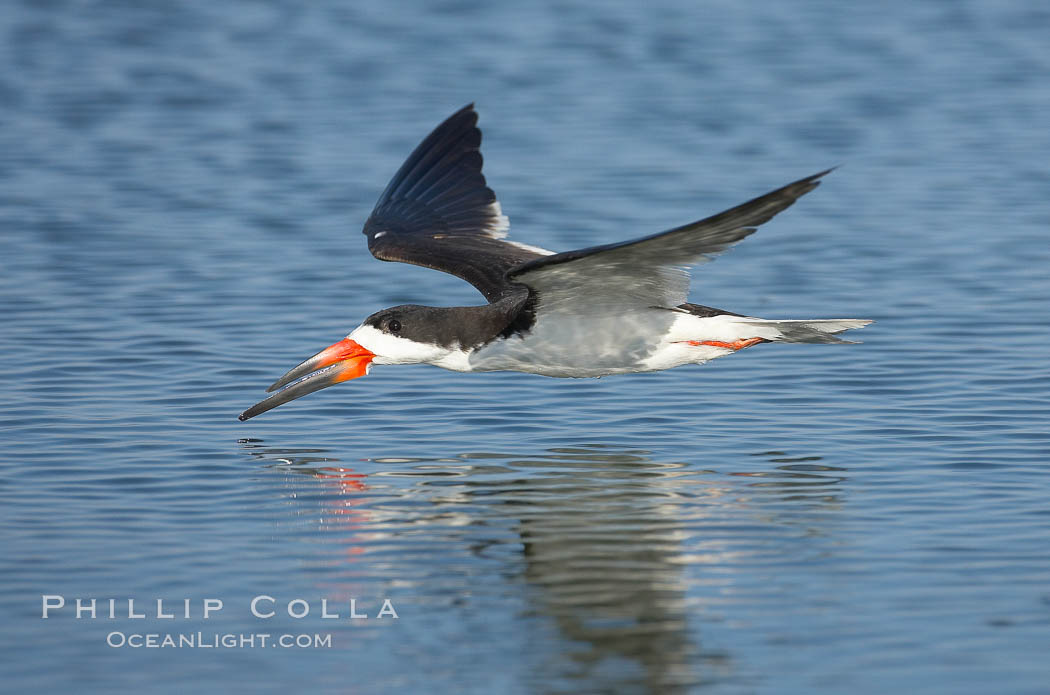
[772,167,835,203]
[363,101,511,250]
[805,166,837,189]
[365,103,493,221]
[799,166,834,187]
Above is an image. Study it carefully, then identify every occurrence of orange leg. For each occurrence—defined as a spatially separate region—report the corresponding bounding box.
[678,337,767,351]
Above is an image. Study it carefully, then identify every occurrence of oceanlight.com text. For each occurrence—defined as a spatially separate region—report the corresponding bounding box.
[106,631,332,649]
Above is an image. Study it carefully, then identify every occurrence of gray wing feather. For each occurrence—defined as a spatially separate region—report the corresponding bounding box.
[507,170,831,313]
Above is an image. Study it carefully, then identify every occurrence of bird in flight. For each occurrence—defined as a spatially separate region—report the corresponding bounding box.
[239,104,870,420]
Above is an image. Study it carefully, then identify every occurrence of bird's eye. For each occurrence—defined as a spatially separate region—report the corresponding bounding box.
[388,319,402,333]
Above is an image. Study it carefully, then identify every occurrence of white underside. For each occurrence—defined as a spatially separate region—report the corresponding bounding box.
[636,314,770,372]
[351,312,870,378]
[468,312,869,377]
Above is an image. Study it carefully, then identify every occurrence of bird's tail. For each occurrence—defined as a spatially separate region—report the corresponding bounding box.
[741,318,873,344]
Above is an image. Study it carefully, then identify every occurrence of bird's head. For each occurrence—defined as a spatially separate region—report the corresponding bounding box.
[238,305,457,420]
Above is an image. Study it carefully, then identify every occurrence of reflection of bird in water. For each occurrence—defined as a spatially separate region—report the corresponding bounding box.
[242,440,849,691]
[510,448,849,691]
[510,447,713,692]
[239,104,870,420]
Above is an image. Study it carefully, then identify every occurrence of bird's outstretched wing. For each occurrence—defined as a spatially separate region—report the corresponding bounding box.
[363,104,551,303]
[506,170,831,315]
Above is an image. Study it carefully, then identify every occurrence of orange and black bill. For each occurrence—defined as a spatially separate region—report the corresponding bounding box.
[238,338,374,421]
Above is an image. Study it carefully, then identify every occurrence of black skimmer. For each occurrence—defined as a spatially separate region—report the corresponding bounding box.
[239,104,871,421]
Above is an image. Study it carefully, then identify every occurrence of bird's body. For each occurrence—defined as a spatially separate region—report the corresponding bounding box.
[239,105,871,421]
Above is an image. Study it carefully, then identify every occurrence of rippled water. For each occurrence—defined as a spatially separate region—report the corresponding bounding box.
[2,1,1049,693]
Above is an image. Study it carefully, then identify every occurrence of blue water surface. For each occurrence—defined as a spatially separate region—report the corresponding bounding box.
[2,1,1049,693]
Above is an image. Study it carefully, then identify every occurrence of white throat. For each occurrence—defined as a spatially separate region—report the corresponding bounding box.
[347,324,472,371]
